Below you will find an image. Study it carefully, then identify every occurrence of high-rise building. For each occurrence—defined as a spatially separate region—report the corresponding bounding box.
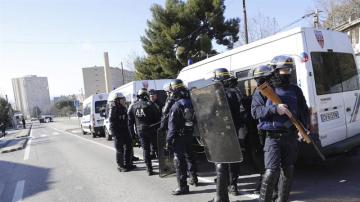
[82,66,135,98]
[12,75,51,118]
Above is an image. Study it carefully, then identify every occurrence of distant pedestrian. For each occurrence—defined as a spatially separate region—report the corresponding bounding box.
[0,121,6,138]
[22,117,26,129]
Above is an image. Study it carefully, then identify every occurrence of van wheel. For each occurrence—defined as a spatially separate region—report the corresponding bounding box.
[105,129,112,141]
[81,126,87,135]
[90,126,96,138]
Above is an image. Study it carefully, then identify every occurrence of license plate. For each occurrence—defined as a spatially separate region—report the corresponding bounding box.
[320,111,340,122]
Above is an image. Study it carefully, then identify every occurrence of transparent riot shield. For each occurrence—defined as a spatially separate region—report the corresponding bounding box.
[157,130,175,177]
[190,82,243,163]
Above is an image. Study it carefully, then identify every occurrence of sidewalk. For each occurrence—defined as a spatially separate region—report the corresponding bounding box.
[0,126,31,153]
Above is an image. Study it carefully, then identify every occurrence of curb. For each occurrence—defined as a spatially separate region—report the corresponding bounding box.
[0,125,32,154]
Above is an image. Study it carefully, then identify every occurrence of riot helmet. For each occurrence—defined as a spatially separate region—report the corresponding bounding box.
[253,65,273,86]
[162,82,171,92]
[137,88,149,100]
[170,79,188,99]
[213,68,231,81]
[269,55,294,87]
[108,92,125,102]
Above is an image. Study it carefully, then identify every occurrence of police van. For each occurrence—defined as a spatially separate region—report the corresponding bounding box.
[103,79,172,140]
[177,27,360,157]
[80,93,108,138]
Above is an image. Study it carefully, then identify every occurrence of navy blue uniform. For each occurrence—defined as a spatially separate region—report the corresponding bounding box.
[253,84,309,202]
[128,99,161,173]
[167,98,197,190]
[109,103,132,168]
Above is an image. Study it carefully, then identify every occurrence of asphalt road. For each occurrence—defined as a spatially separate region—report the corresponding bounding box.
[0,118,359,202]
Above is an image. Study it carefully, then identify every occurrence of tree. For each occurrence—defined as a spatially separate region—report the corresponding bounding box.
[237,13,279,46]
[0,97,11,125]
[314,0,360,28]
[53,100,76,117]
[135,0,240,79]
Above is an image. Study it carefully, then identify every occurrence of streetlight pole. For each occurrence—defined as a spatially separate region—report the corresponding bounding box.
[243,0,249,44]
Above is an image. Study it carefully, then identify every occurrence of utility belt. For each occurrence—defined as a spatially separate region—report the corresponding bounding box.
[176,129,193,137]
[265,127,296,139]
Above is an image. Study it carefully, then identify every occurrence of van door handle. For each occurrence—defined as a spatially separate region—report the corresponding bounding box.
[346,107,351,112]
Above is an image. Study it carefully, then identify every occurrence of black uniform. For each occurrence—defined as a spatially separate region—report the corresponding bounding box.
[159,96,175,132]
[109,102,132,170]
[167,94,198,194]
[215,84,246,201]
[253,83,309,202]
[128,98,161,174]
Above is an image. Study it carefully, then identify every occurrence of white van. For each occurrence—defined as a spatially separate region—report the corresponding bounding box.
[177,27,360,157]
[103,79,172,140]
[80,93,108,138]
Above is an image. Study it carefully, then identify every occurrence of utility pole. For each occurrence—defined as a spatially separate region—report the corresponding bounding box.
[243,0,249,44]
[121,62,125,85]
[313,9,320,28]
[103,52,112,93]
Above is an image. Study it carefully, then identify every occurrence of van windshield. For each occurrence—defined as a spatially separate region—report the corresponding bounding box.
[311,52,359,95]
[95,100,107,113]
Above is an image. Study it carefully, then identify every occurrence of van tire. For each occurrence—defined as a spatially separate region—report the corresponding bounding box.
[81,126,87,135]
[105,128,112,141]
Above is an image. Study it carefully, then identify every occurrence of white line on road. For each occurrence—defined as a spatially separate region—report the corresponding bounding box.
[52,132,60,135]
[12,180,25,202]
[48,126,115,152]
[24,130,33,160]
[48,125,261,201]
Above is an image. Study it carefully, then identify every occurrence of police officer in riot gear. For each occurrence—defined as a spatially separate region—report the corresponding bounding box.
[108,92,136,172]
[128,88,161,176]
[149,89,162,159]
[254,56,309,202]
[167,79,198,195]
[250,65,275,194]
[159,82,175,133]
[212,68,246,201]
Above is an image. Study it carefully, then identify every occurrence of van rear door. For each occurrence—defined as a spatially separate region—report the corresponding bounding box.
[310,52,360,146]
[337,54,360,138]
[310,52,347,146]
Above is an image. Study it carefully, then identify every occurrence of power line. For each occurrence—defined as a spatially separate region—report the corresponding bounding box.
[0,40,140,45]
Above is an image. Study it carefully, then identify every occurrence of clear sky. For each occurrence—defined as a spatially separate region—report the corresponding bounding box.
[0,0,316,102]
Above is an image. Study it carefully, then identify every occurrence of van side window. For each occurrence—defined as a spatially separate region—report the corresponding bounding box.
[311,52,359,95]
[83,104,91,116]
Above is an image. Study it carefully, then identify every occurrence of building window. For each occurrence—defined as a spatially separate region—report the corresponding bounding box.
[356,27,359,44]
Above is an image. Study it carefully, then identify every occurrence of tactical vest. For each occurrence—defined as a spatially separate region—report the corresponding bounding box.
[177,98,195,135]
[133,100,154,131]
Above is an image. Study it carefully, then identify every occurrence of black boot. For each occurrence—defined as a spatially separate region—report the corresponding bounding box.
[259,169,280,202]
[213,163,230,202]
[228,184,239,196]
[276,166,294,202]
[147,167,154,176]
[189,175,198,186]
[171,185,189,195]
[172,156,189,195]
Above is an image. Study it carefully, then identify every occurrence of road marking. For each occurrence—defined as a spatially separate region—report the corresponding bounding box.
[197,176,259,200]
[40,134,48,138]
[48,126,260,200]
[52,132,60,135]
[12,180,25,202]
[24,130,33,160]
[48,126,115,152]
